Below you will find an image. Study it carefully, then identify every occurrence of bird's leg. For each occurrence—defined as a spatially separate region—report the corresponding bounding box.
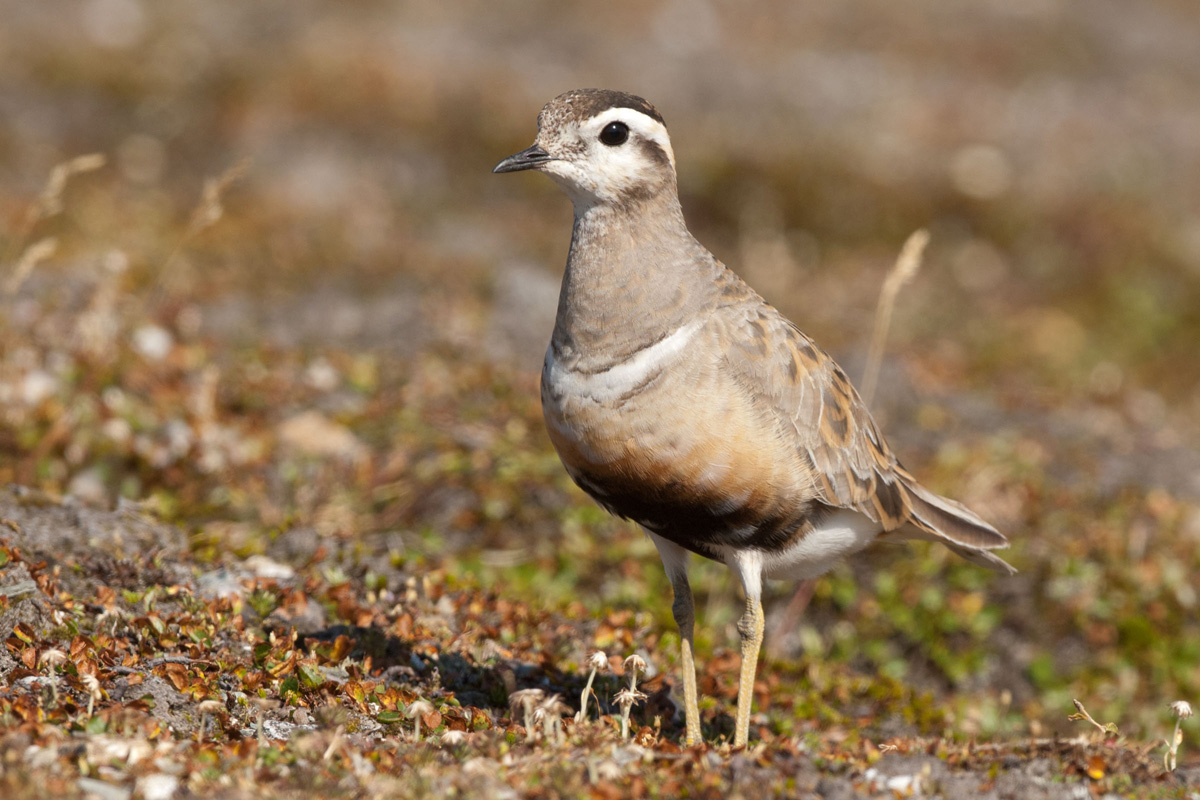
[648,533,701,746]
[670,575,702,746]
[733,595,764,747]
[730,551,765,748]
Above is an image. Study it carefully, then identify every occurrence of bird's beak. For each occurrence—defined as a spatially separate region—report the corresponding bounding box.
[493,144,553,174]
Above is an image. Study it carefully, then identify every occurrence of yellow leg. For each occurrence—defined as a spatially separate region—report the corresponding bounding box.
[733,595,764,748]
[679,631,701,745]
[669,576,701,746]
[650,534,703,746]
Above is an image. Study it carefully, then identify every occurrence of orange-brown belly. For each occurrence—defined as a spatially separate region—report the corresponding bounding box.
[541,367,815,556]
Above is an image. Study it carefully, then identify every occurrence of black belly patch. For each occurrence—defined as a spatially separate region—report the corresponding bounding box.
[579,474,823,561]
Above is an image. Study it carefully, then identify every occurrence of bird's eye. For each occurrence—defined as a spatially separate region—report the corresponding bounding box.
[599,121,629,146]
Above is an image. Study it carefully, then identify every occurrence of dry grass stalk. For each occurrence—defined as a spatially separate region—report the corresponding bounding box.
[35,154,107,220]
[4,154,106,287]
[5,237,57,296]
[860,229,929,406]
[158,159,250,284]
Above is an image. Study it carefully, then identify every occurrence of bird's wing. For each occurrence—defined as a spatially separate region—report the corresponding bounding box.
[712,269,1013,569]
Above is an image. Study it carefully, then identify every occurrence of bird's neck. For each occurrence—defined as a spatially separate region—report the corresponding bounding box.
[551,192,721,367]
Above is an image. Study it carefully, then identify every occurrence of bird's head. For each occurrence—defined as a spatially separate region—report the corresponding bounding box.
[493,89,677,210]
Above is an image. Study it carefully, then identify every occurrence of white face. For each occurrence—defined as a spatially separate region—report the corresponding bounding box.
[536,107,677,209]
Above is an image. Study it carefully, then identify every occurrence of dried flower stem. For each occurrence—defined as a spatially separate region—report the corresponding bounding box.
[408,700,434,742]
[197,699,223,744]
[440,730,468,748]
[615,688,647,740]
[577,651,608,723]
[39,649,66,705]
[82,674,102,718]
[624,654,646,693]
[578,676,596,723]
[1165,700,1193,771]
[509,689,544,743]
[539,695,570,745]
[249,697,280,745]
[323,725,345,761]
[1069,698,1119,736]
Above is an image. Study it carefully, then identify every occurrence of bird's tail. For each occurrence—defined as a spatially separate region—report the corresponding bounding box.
[882,475,1017,574]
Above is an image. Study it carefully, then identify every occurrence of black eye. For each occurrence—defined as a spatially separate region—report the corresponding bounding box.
[599,121,629,146]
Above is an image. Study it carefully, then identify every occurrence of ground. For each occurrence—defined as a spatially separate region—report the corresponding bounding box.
[1,1,1200,798]
[1,491,1196,798]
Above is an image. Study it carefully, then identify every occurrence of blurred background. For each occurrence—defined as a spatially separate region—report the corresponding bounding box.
[1,0,1198,740]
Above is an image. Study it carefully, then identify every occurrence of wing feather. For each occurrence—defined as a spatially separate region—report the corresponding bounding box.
[712,268,1013,571]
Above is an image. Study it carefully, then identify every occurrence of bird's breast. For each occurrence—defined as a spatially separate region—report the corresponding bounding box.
[540,324,818,556]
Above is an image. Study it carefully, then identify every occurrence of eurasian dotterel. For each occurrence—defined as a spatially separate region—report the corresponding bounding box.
[494,88,1015,747]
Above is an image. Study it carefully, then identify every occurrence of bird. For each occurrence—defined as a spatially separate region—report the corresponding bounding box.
[493,88,1015,748]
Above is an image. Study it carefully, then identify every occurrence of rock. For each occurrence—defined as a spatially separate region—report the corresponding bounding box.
[134,774,179,800]
[132,325,174,361]
[76,777,131,800]
[0,485,187,561]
